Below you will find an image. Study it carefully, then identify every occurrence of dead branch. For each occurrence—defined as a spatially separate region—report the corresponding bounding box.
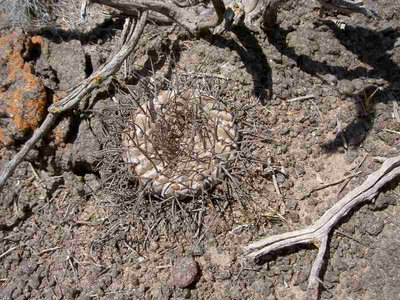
[287,94,315,103]
[317,0,378,17]
[87,0,284,33]
[243,155,400,298]
[243,0,291,31]
[83,0,378,37]
[88,0,226,35]
[250,0,378,31]
[0,12,148,192]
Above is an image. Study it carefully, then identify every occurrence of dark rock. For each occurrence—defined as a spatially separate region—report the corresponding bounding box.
[62,172,86,196]
[33,37,58,90]
[150,286,172,300]
[20,261,37,275]
[369,192,397,210]
[295,165,306,177]
[28,275,41,289]
[366,218,384,236]
[190,245,205,256]
[48,40,86,91]
[251,279,272,296]
[288,211,300,223]
[337,80,355,96]
[71,120,101,173]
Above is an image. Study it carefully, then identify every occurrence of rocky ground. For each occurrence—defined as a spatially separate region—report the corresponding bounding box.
[0,0,400,299]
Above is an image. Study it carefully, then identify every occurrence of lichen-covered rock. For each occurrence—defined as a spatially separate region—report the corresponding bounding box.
[49,91,71,145]
[32,36,86,145]
[32,37,81,145]
[0,32,47,146]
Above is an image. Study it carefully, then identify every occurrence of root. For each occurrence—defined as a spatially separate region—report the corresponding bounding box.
[88,0,226,35]
[0,12,148,191]
[243,155,400,298]
[83,0,294,35]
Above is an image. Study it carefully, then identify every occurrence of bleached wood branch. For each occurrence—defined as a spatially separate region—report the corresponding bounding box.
[89,0,226,35]
[244,155,400,297]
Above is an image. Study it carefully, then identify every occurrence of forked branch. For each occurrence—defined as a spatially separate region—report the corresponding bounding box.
[0,12,148,191]
[243,155,400,297]
[85,0,378,36]
[88,0,226,35]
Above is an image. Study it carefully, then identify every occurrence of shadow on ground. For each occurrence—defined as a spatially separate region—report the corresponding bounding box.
[27,14,400,152]
[268,20,400,151]
[211,26,273,104]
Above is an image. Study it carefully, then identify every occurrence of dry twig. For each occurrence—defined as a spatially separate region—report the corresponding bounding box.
[301,171,362,200]
[79,0,321,35]
[244,155,400,298]
[287,94,315,103]
[383,128,400,135]
[0,244,25,259]
[337,153,368,197]
[393,101,400,123]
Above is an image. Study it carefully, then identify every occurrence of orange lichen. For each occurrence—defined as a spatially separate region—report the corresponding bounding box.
[52,91,67,103]
[49,91,69,144]
[31,35,43,45]
[0,129,13,147]
[52,125,66,145]
[0,33,47,145]
[91,75,103,85]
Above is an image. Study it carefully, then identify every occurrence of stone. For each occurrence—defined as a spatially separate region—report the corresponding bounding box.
[32,38,73,144]
[171,256,199,288]
[366,218,384,236]
[0,32,47,146]
[288,211,300,223]
[71,120,101,173]
[370,192,397,210]
[190,245,205,256]
[251,279,272,296]
[20,261,38,275]
[48,40,86,91]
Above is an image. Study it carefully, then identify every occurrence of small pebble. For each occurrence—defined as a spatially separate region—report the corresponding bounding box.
[171,256,199,288]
